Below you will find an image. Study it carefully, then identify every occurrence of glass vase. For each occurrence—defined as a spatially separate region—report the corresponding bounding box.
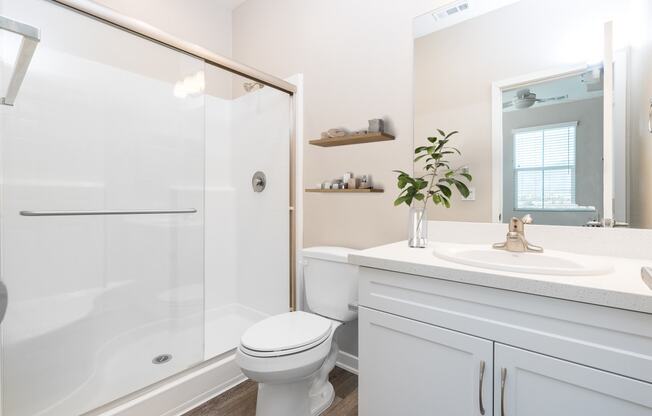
[408,206,428,248]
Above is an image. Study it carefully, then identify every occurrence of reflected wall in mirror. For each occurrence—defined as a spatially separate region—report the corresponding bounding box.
[413,0,652,228]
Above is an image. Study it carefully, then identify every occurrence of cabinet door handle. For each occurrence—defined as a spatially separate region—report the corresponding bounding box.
[500,367,507,416]
[478,360,486,415]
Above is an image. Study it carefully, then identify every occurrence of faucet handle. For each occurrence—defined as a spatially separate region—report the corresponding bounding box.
[521,214,533,224]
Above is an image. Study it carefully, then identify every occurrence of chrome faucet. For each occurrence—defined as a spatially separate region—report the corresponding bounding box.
[493,214,543,253]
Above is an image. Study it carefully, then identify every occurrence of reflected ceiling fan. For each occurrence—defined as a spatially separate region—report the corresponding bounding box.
[503,88,568,110]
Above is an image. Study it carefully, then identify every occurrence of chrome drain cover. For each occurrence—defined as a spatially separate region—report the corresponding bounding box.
[152,354,172,364]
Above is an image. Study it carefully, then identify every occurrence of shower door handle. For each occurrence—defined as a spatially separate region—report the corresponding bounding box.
[0,16,40,106]
[0,280,7,324]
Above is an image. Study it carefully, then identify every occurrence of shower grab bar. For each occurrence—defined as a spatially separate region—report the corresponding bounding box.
[0,16,40,106]
[20,208,197,217]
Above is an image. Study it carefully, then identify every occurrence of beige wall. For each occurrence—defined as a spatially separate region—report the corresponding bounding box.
[92,0,233,57]
[232,0,453,250]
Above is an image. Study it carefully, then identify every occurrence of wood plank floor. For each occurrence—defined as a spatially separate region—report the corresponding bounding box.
[183,367,358,416]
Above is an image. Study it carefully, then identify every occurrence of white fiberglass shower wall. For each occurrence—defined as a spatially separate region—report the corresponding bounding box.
[204,66,291,359]
[0,1,292,415]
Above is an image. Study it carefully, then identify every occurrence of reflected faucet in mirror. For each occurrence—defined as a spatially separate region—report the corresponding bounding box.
[493,214,543,253]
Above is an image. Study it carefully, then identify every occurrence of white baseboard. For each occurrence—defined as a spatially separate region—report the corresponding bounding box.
[336,351,359,375]
[90,352,245,416]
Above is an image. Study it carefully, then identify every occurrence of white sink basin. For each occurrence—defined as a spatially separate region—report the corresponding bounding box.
[432,243,613,276]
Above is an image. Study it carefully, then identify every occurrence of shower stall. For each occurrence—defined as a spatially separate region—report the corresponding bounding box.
[0,1,296,415]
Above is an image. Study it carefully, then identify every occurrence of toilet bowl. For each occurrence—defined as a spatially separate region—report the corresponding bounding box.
[236,246,359,416]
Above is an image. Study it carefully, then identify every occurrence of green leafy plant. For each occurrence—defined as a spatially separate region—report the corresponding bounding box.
[394,129,472,210]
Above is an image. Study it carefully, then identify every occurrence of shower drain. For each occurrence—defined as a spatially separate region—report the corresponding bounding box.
[152,354,173,364]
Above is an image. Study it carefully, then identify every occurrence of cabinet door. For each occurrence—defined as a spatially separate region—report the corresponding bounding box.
[494,344,652,416]
[359,307,493,416]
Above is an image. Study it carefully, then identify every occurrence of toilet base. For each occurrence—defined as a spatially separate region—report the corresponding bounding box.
[254,378,335,416]
[309,338,338,415]
[310,379,335,415]
[255,380,311,416]
[254,338,340,416]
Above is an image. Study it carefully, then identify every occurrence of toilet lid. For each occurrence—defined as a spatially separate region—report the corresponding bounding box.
[240,311,333,354]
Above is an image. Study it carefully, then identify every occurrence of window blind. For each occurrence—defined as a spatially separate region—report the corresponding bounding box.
[513,122,580,210]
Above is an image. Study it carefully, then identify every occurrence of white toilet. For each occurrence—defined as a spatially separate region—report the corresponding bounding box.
[236,246,359,416]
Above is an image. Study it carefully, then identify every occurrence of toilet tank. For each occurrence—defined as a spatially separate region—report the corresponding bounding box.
[302,246,359,322]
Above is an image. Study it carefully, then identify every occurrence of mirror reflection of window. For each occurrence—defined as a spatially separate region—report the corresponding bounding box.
[513,123,580,211]
[501,72,604,226]
[514,123,578,211]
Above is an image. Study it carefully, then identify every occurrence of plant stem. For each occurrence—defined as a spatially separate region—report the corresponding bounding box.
[415,171,438,239]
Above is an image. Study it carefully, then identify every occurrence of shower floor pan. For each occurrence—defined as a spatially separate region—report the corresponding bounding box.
[6,302,267,416]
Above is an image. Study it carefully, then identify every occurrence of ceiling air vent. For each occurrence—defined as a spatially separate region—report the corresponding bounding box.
[432,1,470,21]
[414,0,520,38]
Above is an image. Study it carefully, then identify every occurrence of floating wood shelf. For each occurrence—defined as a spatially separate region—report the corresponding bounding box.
[305,188,384,193]
[309,132,395,147]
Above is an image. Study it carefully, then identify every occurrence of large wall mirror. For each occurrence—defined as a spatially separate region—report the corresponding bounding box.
[413,0,652,228]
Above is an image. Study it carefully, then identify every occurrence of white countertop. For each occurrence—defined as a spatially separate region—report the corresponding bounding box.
[349,241,652,314]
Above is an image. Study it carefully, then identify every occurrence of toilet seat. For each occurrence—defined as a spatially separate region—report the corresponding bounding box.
[240,311,333,358]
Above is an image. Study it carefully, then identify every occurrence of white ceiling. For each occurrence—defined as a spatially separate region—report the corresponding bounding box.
[215,0,247,10]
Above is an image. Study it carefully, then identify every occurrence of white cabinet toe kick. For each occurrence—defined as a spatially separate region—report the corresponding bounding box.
[357,267,652,416]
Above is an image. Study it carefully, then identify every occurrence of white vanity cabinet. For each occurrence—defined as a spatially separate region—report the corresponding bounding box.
[357,267,652,416]
[359,308,492,416]
[495,344,652,415]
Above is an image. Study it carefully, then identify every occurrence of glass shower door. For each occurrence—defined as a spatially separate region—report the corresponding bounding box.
[0,1,205,415]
